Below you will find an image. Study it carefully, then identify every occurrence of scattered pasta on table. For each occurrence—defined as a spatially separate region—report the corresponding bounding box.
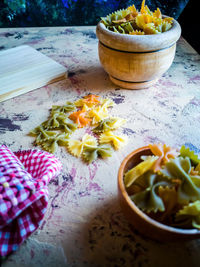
[29,94,128,163]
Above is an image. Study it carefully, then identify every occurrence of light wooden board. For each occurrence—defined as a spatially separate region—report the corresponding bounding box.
[0,45,67,102]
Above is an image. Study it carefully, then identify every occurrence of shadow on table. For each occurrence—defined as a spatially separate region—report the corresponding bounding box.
[71,197,200,267]
[65,64,118,93]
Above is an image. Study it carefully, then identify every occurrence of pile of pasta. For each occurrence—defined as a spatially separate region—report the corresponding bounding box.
[30,94,127,163]
[124,144,200,230]
[101,0,173,35]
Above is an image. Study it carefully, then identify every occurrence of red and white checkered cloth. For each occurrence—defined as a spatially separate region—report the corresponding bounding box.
[0,145,62,257]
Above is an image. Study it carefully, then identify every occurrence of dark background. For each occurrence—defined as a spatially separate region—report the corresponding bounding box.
[0,0,199,53]
[178,0,199,54]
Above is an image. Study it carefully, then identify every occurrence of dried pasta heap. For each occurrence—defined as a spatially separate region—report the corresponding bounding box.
[101,0,173,35]
[124,144,200,230]
[30,94,127,164]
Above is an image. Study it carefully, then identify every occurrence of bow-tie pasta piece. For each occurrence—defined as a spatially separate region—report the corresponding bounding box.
[100,98,115,108]
[160,157,200,204]
[149,143,179,172]
[88,105,109,125]
[175,201,200,229]
[74,94,100,109]
[30,126,58,145]
[41,133,70,153]
[124,156,158,188]
[130,171,170,213]
[67,134,98,158]
[69,110,91,128]
[51,101,76,115]
[99,131,127,150]
[93,117,126,133]
[82,144,113,164]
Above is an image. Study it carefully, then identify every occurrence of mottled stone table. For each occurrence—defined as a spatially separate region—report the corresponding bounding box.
[0,26,200,267]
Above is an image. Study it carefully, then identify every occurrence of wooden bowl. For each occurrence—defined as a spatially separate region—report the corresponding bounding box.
[118,146,200,241]
[96,18,181,89]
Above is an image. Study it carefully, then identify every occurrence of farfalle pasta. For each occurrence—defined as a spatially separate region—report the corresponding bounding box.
[149,143,179,172]
[42,113,77,133]
[100,98,115,108]
[29,94,128,164]
[88,105,109,125]
[175,201,200,229]
[124,144,200,230]
[74,94,100,109]
[82,144,113,164]
[101,0,173,35]
[69,110,91,128]
[41,132,70,153]
[30,125,58,144]
[67,134,98,158]
[51,101,76,114]
[93,117,126,133]
[99,131,127,150]
[130,171,169,213]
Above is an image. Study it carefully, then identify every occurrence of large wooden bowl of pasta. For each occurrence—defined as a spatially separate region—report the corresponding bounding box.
[96,2,181,89]
[118,145,200,241]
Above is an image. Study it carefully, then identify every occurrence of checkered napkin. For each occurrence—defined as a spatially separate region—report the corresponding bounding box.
[0,145,62,257]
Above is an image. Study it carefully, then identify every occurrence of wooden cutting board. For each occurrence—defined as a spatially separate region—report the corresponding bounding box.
[0,45,67,103]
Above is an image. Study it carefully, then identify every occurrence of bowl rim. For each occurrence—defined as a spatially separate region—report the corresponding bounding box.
[118,146,200,235]
[96,16,182,52]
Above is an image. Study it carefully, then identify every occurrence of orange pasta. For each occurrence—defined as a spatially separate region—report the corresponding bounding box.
[69,110,91,128]
[149,144,179,172]
[83,94,100,106]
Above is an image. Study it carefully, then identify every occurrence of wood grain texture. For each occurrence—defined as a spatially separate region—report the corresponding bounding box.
[96,19,181,89]
[0,45,66,102]
[99,42,176,89]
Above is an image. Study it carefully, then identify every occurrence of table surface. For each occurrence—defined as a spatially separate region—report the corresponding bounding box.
[0,26,200,267]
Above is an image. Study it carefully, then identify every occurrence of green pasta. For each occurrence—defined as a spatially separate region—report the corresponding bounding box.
[82,144,113,163]
[130,171,170,213]
[93,117,126,133]
[180,145,200,165]
[51,101,76,115]
[58,118,77,134]
[160,157,200,204]
[41,133,70,153]
[107,22,136,34]
[29,125,58,144]
[175,201,200,229]
[101,9,131,27]
[42,114,77,134]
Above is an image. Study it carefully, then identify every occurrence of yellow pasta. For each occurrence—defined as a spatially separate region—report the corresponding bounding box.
[100,98,115,108]
[153,8,162,19]
[74,94,100,109]
[93,117,126,133]
[67,134,98,157]
[129,30,145,35]
[158,186,177,221]
[88,105,109,124]
[127,4,138,17]
[99,131,127,150]
[124,156,158,187]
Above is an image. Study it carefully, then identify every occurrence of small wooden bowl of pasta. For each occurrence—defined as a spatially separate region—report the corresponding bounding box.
[118,145,200,241]
[96,2,181,89]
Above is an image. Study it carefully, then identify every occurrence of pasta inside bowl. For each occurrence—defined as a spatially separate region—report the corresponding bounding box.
[118,145,200,241]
